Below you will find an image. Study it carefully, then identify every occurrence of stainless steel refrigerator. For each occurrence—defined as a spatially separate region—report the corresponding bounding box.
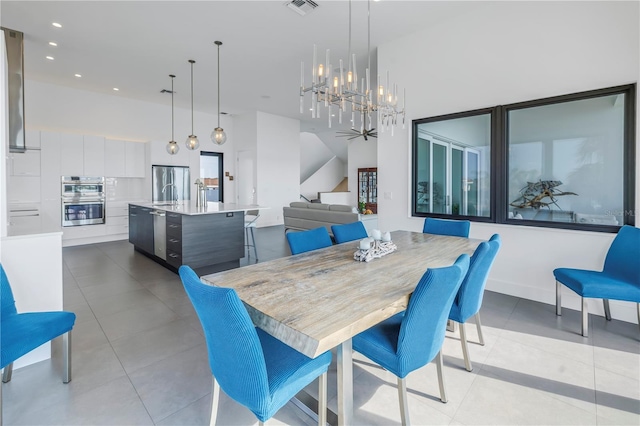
[152,165,190,203]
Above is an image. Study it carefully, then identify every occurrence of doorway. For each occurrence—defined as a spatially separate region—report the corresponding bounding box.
[200,152,224,202]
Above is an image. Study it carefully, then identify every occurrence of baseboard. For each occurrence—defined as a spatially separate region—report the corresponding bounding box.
[486,278,638,324]
[62,233,128,247]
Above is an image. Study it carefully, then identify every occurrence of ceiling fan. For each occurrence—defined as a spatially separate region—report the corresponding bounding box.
[336,112,378,141]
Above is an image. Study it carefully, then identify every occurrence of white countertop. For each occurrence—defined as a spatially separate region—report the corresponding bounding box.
[129,201,267,216]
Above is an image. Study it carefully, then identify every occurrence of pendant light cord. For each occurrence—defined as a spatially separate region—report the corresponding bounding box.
[170,75,175,141]
[348,0,352,74]
[217,42,221,129]
[190,61,194,134]
[367,0,371,83]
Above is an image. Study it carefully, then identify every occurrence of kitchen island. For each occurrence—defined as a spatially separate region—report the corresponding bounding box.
[129,201,261,275]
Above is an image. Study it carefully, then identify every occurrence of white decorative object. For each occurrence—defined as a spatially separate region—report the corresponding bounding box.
[359,238,372,250]
[371,229,382,241]
[382,231,391,242]
[354,239,397,262]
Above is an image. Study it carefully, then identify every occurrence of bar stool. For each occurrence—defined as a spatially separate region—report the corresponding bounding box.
[244,209,260,262]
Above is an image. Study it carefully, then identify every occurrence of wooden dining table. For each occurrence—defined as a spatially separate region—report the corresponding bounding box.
[201,230,482,425]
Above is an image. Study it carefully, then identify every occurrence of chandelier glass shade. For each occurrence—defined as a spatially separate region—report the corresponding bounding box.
[299,0,405,138]
[166,74,179,155]
[185,59,200,150]
[211,41,227,145]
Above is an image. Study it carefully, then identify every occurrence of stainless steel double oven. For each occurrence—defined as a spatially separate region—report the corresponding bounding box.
[61,176,106,227]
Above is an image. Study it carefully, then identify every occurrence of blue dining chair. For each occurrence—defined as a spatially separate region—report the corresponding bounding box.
[331,221,368,244]
[448,234,501,372]
[286,227,333,255]
[1,264,76,424]
[178,266,332,426]
[554,225,640,337]
[352,255,470,425]
[423,218,471,238]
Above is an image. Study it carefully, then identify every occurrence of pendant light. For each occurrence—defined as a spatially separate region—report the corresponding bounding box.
[166,74,179,155]
[185,60,200,150]
[211,41,227,145]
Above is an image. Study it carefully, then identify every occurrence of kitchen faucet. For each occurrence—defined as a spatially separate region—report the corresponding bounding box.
[162,183,178,205]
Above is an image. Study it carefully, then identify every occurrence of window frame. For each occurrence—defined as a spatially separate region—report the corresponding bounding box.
[411,84,636,232]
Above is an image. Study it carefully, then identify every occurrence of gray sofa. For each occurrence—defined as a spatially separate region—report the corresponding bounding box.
[283,202,377,236]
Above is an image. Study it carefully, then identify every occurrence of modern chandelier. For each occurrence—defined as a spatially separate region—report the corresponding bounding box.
[299,0,405,139]
[166,74,179,155]
[185,59,200,150]
[211,41,227,145]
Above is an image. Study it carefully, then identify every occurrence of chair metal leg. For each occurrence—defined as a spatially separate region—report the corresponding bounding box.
[435,350,447,403]
[475,313,485,346]
[556,280,562,316]
[582,297,589,337]
[318,372,327,426]
[210,376,220,426]
[1,371,3,426]
[459,323,473,372]
[603,299,611,321]
[397,376,410,426]
[250,227,258,261]
[2,364,12,383]
[63,331,72,383]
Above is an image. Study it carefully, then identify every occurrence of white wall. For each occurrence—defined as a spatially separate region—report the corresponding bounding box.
[300,156,345,201]
[377,1,640,322]
[347,138,378,207]
[300,132,335,182]
[256,111,300,226]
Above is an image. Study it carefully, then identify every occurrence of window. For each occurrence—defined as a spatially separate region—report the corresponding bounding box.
[200,151,224,202]
[411,84,636,231]
[413,110,492,219]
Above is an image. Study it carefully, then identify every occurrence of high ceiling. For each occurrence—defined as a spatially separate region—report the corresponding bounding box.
[1,1,479,133]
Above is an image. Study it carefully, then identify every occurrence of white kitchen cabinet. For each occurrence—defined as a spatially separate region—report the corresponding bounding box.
[10,129,41,176]
[106,200,130,236]
[60,134,84,176]
[40,132,62,229]
[84,135,105,176]
[105,139,126,177]
[10,150,40,176]
[125,141,145,178]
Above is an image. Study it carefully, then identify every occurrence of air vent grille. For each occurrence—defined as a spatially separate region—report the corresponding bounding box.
[285,0,318,16]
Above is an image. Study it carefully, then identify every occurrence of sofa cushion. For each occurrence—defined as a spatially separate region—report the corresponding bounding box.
[289,202,310,209]
[329,204,358,213]
[307,203,330,211]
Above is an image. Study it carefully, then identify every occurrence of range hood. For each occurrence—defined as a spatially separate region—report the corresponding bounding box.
[2,27,26,153]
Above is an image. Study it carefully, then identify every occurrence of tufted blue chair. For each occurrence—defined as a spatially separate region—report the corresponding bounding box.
[1,264,76,424]
[554,225,640,337]
[178,266,332,426]
[448,234,501,372]
[286,227,333,255]
[331,221,368,244]
[352,255,470,425]
[423,218,471,238]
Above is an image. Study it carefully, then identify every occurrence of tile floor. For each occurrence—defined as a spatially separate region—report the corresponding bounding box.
[2,225,639,425]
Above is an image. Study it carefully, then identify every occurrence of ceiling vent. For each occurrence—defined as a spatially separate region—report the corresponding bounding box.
[285,0,318,16]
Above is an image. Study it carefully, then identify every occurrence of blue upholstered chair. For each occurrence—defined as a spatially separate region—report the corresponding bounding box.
[423,218,471,238]
[1,264,76,424]
[286,227,333,255]
[352,255,470,425]
[554,225,640,337]
[331,221,368,244]
[178,266,332,425]
[448,234,501,372]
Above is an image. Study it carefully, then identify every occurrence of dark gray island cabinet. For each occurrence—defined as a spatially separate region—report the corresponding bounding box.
[129,202,247,275]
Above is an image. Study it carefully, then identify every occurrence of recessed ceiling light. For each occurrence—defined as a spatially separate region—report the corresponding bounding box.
[49,41,58,47]
[52,22,62,28]
[260,95,271,99]
[113,88,119,91]
[74,74,82,78]
[46,56,54,60]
